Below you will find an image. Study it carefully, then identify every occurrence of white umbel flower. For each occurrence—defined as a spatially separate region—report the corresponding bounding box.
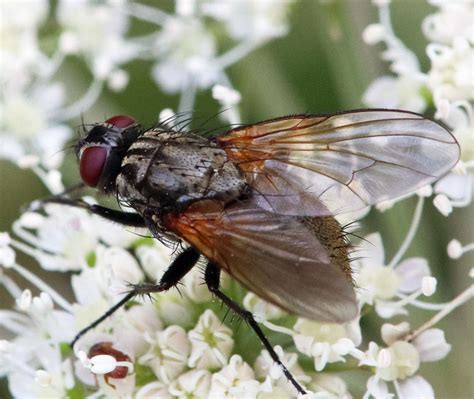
[188,309,234,370]
[139,325,190,383]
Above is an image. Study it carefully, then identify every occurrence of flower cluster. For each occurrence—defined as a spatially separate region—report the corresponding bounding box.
[362,0,474,216]
[1,1,472,398]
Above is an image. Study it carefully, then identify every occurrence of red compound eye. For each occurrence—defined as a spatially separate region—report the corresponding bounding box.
[80,146,108,187]
[105,115,136,129]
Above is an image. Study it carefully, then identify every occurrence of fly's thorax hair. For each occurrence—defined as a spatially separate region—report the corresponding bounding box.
[301,216,353,282]
[116,128,248,215]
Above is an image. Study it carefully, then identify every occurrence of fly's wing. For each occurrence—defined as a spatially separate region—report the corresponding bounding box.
[217,110,460,216]
[163,199,357,323]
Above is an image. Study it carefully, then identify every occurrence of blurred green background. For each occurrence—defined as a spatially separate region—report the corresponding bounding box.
[1,1,472,397]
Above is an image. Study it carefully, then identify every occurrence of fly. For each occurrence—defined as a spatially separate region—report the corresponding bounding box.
[39,110,460,395]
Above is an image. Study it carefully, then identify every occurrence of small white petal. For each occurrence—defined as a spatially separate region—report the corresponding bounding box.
[76,350,92,367]
[413,329,451,362]
[375,300,408,319]
[366,375,390,398]
[416,185,433,197]
[447,239,463,259]
[363,23,386,44]
[0,340,13,353]
[17,289,32,311]
[212,84,241,106]
[377,348,392,368]
[34,370,52,387]
[31,292,54,315]
[176,0,196,17]
[421,277,437,296]
[396,257,430,293]
[0,246,15,267]
[108,69,129,92]
[378,341,420,381]
[332,338,355,355]
[45,170,64,194]
[159,108,176,124]
[381,322,410,346]
[435,98,451,119]
[17,155,40,169]
[135,382,169,399]
[59,32,80,54]
[0,233,11,247]
[433,194,453,216]
[398,375,434,399]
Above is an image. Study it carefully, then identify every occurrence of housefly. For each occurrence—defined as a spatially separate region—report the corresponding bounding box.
[43,110,459,395]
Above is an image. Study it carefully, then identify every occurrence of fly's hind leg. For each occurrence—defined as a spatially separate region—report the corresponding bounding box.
[71,247,201,348]
[204,262,307,395]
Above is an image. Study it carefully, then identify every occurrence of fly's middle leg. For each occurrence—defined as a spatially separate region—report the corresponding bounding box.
[71,247,201,348]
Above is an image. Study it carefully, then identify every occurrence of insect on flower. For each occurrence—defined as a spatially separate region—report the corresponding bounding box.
[40,110,459,395]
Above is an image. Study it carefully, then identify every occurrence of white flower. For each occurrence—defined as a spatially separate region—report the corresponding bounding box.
[363,375,392,399]
[362,75,427,113]
[0,0,49,88]
[308,374,352,399]
[412,329,451,362]
[139,325,190,383]
[151,17,218,93]
[427,38,474,103]
[361,324,448,399]
[56,0,138,77]
[155,289,195,328]
[135,381,171,399]
[243,292,285,321]
[293,319,362,371]
[209,354,261,399]
[0,292,76,398]
[398,375,434,399]
[0,85,71,170]
[361,341,420,381]
[168,369,212,399]
[117,301,163,357]
[182,266,213,304]
[354,233,432,317]
[423,2,473,46]
[77,342,136,397]
[94,245,144,298]
[212,84,242,125]
[381,322,410,346]
[254,346,309,396]
[188,309,233,370]
[135,242,174,282]
[200,0,292,41]
[13,205,99,271]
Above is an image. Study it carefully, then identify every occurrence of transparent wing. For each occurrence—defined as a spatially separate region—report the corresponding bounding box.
[163,199,357,323]
[217,110,460,215]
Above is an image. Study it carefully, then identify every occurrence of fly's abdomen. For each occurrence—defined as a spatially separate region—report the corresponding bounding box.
[116,129,247,212]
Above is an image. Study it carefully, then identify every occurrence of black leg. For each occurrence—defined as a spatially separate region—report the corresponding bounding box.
[204,262,307,396]
[33,197,146,227]
[71,247,201,348]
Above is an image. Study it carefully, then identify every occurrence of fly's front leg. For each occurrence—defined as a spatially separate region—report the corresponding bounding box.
[204,262,307,396]
[71,247,201,347]
[31,196,146,227]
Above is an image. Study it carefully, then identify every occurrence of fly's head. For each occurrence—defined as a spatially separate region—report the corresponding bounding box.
[77,115,141,194]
